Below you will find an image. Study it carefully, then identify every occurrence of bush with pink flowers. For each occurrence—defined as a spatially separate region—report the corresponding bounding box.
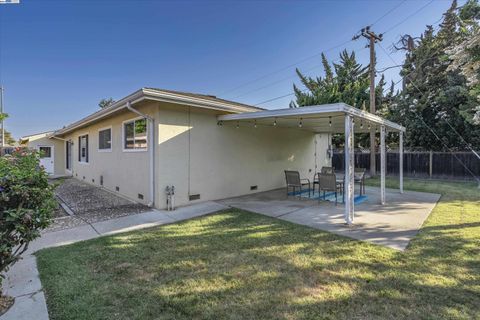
[0,148,56,296]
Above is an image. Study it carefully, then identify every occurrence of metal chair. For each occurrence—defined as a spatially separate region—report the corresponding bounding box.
[313,166,335,194]
[285,170,311,198]
[354,168,366,195]
[318,173,340,205]
[321,166,334,174]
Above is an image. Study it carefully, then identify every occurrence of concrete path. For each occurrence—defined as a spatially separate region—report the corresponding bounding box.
[0,201,228,320]
[218,186,440,251]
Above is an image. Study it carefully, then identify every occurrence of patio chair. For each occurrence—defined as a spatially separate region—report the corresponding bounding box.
[321,166,334,174]
[354,168,366,195]
[318,173,340,205]
[312,166,335,194]
[285,170,311,198]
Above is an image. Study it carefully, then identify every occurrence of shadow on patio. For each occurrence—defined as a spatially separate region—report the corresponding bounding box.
[216,186,440,250]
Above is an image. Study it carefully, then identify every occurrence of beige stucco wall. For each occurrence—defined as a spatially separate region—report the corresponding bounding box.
[61,103,155,204]
[25,134,65,176]
[50,100,330,209]
[155,103,331,209]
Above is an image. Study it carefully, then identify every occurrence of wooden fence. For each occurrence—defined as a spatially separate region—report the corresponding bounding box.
[332,151,480,180]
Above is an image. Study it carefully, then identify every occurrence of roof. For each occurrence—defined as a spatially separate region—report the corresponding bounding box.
[20,131,55,142]
[217,103,406,133]
[144,88,265,112]
[54,87,265,136]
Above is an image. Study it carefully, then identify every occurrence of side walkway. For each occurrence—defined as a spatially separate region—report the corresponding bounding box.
[0,201,228,320]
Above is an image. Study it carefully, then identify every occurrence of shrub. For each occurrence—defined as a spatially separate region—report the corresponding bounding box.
[0,148,56,295]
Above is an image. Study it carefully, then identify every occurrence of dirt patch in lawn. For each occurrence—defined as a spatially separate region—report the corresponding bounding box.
[0,295,14,317]
[46,178,150,232]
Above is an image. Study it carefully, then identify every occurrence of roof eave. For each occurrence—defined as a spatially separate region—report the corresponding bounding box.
[53,88,262,137]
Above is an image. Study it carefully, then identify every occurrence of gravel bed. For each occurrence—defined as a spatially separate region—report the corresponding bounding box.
[45,178,150,232]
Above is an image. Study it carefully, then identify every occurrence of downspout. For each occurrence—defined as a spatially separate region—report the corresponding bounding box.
[126,101,155,208]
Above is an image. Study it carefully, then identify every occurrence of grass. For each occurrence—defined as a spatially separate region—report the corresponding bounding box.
[36,178,480,320]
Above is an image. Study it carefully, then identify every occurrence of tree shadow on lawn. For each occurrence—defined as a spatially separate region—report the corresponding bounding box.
[36,209,480,320]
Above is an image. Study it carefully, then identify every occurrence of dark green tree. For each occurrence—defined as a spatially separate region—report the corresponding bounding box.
[389,0,480,150]
[98,98,115,109]
[291,50,384,147]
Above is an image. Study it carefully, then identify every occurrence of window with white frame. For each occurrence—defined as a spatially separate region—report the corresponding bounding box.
[98,128,112,151]
[78,134,89,163]
[123,118,147,150]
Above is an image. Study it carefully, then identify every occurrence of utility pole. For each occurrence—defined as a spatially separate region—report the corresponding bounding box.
[353,26,383,177]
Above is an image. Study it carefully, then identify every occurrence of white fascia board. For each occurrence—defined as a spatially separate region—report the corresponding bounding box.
[53,88,262,137]
[218,103,406,132]
[217,103,346,121]
[342,105,405,132]
[142,88,263,113]
[53,90,145,136]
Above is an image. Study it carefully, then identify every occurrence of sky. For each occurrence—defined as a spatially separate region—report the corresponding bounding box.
[0,0,463,139]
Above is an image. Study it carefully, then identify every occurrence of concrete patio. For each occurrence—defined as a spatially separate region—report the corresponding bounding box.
[217,186,441,250]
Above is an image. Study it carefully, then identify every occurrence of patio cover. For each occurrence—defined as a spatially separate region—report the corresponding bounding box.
[217,103,406,224]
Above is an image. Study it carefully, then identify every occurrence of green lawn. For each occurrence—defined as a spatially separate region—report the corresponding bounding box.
[36,178,480,320]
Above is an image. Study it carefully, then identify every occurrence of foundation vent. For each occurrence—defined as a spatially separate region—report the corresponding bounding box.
[115,186,120,192]
[138,193,144,200]
[92,178,95,183]
[189,194,200,201]
[250,185,258,191]
[83,176,85,180]
[100,175,103,186]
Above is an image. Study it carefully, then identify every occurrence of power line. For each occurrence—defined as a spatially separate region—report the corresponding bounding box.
[251,0,439,108]
[220,0,409,98]
[378,41,480,167]
[371,0,408,27]
[220,39,354,97]
[383,0,436,35]
[232,43,368,101]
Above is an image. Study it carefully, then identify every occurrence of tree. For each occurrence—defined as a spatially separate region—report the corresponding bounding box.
[0,113,15,146]
[291,50,384,147]
[98,98,115,109]
[389,0,480,150]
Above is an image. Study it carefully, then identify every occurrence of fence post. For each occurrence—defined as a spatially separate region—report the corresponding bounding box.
[429,151,433,178]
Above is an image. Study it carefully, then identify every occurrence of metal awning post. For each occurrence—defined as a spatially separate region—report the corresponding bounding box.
[380,125,386,205]
[399,131,404,194]
[344,114,354,224]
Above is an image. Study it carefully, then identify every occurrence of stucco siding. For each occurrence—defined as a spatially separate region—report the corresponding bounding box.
[62,103,156,204]
[25,135,65,176]
[155,104,330,209]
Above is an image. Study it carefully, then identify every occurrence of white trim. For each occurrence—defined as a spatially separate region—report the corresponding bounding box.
[217,103,405,132]
[121,117,148,152]
[344,115,354,225]
[53,88,263,137]
[399,131,404,194]
[380,125,386,205]
[98,126,112,152]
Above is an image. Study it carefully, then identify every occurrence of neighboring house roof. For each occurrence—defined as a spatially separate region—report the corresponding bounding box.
[20,131,55,143]
[54,87,265,136]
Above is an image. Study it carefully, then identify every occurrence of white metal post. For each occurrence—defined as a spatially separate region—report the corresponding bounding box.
[344,115,355,224]
[399,131,403,194]
[380,125,386,205]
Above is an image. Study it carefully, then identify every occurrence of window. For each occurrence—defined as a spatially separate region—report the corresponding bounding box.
[123,118,147,150]
[66,141,72,170]
[78,134,89,163]
[98,128,112,151]
[39,146,51,158]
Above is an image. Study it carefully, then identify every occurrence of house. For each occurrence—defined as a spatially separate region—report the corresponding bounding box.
[22,87,405,223]
[22,88,331,210]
